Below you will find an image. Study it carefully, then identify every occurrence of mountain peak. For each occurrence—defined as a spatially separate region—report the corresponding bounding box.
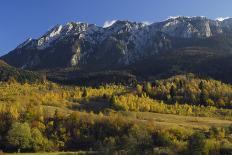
[17,16,225,50]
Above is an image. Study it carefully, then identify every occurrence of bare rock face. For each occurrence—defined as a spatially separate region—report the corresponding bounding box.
[153,16,220,38]
[2,16,232,70]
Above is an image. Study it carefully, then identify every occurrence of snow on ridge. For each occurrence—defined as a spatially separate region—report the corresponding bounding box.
[51,25,63,37]
[37,22,89,50]
[142,21,152,26]
[167,16,207,20]
[103,20,117,28]
[14,17,232,51]
[37,25,63,49]
[216,17,231,21]
[167,16,184,20]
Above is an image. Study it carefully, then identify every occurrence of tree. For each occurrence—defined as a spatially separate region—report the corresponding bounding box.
[123,125,153,154]
[199,81,207,105]
[177,80,184,89]
[199,81,204,90]
[7,77,17,84]
[170,85,176,103]
[187,132,206,155]
[7,122,32,152]
[152,131,171,147]
[31,128,45,152]
[206,99,215,106]
[136,84,143,96]
[110,95,117,105]
[82,88,88,98]
[228,124,232,134]
[144,82,152,93]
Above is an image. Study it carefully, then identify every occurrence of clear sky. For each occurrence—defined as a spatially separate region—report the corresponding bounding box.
[0,0,232,55]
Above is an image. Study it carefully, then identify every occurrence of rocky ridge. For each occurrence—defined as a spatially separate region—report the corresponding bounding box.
[2,16,232,70]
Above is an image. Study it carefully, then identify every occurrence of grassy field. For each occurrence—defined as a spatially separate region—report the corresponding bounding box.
[123,111,232,129]
[42,104,232,131]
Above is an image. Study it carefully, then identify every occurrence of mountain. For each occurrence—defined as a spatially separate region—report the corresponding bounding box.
[2,16,232,84]
[0,60,43,83]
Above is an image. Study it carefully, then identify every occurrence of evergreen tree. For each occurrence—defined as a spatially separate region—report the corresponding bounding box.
[170,85,176,103]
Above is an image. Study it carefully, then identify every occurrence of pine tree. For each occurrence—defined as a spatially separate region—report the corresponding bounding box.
[170,85,176,103]
[199,81,207,105]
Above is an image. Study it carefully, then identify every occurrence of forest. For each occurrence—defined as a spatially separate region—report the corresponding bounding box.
[0,74,231,154]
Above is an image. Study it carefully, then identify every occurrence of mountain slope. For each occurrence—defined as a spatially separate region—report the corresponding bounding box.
[0,60,43,83]
[2,16,232,84]
[3,16,232,69]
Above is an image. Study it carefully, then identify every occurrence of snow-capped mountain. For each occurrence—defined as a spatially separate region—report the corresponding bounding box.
[2,16,232,70]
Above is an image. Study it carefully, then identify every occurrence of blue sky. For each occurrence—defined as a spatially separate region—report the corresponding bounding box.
[0,0,232,55]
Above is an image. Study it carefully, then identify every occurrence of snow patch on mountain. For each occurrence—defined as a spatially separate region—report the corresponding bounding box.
[142,21,152,25]
[216,17,231,21]
[167,16,184,20]
[103,20,117,28]
[37,25,63,49]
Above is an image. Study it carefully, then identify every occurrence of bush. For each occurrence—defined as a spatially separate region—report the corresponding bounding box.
[152,132,172,147]
[204,139,220,155]
[31,128,53,152]
[187,132,206,155]
[220,146,232,155]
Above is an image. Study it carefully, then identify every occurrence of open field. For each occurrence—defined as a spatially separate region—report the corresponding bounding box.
[124,111,232,129]
[42,105,232,130]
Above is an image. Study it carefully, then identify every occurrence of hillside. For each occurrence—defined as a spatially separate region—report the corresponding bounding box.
[142,74,232,108]
[129,46,232,83]
[45,46,232,85]
[0,60,44,83]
